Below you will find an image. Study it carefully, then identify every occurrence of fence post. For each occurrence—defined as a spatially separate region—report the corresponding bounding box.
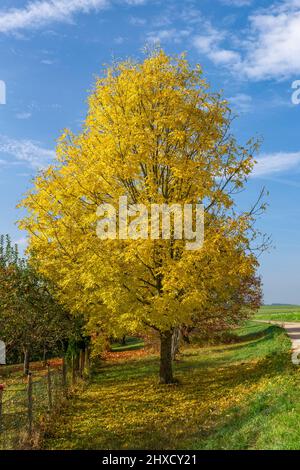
[27,373,33,437]
[47,364,52,411]
[0,384,4,431]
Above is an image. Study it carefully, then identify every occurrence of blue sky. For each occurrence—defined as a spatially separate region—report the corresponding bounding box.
[0,0,300,303]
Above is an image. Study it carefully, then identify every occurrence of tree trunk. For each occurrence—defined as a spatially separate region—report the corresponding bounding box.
[72,354,76,385]
[74,351,80,371]
[181,326,191,344]
[42,343,47,366]
[171,327,181,361]
[105,336,112,352]
[159,330,174,384]
[23,348,30,376]
[62,355,67,390]
[85,346,91,378]
[79,348,85,377]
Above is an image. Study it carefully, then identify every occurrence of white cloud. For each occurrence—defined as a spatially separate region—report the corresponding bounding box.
[0,0,145,34]
[194,1,300,81]
[114,36,125,44]
[193,32,221,54]
[129,16,146,26]
[253,151,300,177]
[256,175,300,188]
[41,59,55,65]
[0,0,105,33]
[240,1,300,80]
[228,93,253,113]
[126,0,145,5]
[147,29,191,44]
[193,28,241,67]
[221,0,252,6]
[0,135,55,169]
[209,49,240,65]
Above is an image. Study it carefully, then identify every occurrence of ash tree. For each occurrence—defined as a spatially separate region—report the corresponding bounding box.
[20,51,264,383]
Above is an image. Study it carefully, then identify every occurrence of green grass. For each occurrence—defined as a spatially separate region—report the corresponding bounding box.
[255,304,300,322]
[111,336,145,352]
[42,321,300,450]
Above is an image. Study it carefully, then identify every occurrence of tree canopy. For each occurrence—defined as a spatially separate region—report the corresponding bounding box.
[19,51,263,383]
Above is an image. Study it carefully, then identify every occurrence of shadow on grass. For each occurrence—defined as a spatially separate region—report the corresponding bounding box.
[94,325,289,395]
[111,337,145,352]
[234,325,277,342]
[43,324,293,450]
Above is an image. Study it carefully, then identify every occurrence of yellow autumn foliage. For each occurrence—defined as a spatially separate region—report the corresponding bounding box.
[19,51,262,367]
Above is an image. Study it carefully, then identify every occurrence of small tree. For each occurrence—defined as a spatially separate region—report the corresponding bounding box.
[0,235,73,372]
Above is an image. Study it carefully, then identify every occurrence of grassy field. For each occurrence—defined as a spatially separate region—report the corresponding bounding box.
[42,322,300,450]
[255,305,300,322]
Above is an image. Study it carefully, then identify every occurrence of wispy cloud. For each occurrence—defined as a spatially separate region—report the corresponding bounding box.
[114,36,126,44]
[253,151,300,177]
[41,58,55,65]
[193,26,241,66]
[194,0,300,81]
[0,0,145,34]
[0,135,55,169]
[147,28,191,45]
[228,93,253,113]
[220,0,252,6]
[255,175,300,189]
[0,0,107,34]
[239,0,300,80]
[129,16,146,26]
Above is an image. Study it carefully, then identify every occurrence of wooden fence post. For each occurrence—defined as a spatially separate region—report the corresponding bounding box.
[0,384,4,431]
[47,364,52,411]
[27,373,33,437]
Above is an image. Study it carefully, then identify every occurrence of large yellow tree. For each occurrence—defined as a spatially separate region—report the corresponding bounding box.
[20,51,262,383]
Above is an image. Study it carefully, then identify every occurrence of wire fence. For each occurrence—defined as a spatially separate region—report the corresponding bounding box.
[0,359,76,449]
